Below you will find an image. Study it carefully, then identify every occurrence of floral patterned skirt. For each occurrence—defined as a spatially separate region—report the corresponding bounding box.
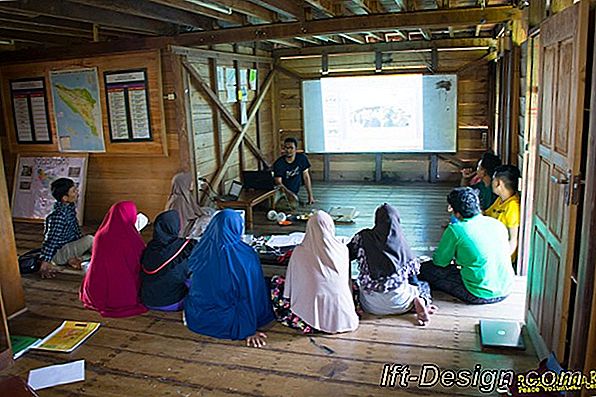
[270,275,316,334]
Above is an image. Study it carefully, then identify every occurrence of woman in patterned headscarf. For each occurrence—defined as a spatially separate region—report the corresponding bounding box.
[348,203,436,325]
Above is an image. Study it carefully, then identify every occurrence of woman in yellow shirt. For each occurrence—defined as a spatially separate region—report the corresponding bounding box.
[486,165,521,259]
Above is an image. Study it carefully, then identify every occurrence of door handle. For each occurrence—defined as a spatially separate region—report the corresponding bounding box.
[550,175,569,184]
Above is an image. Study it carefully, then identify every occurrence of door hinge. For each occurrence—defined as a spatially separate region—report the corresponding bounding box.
[570,173,585,205]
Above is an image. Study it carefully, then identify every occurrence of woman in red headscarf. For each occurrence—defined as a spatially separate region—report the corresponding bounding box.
[80,201,148,318]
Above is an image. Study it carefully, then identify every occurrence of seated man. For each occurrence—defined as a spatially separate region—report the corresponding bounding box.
[273,137,315,209]
[39,178,94,278]
[419,187,514,304]
[486,165,521,261]
[460,151,502,211]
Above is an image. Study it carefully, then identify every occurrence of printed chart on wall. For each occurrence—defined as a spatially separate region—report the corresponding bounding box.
[49,68,105,152]
[10,78,52,144]
[11,155,88,224]
[104,69,152,142]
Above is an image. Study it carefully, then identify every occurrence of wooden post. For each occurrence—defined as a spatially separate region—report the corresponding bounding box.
[253,47,263,170]
[208,57,224,191]
[375,153,382,182]
[0,146,25,317]
[429,154,439,183]
[233,48,245,174]
[324,154,330,182]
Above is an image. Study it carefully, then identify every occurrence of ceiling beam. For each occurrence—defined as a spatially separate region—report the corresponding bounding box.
[295,36,321,45]
[393,0,406,11]
[268,39,302,48]
[0,1,176,35]
[173,6,519,47]
[0,19,97,39]
[338,33,365,44]
[274,38,496,57]
[352,0,372,13]
[67,0,213,30]
[0,28,88,46]
[304,0,335,16]
[147,0,244,24]
[215,0,275,21]
[0,11,126,38]
[457,49,497,73]
[249,0,305,20]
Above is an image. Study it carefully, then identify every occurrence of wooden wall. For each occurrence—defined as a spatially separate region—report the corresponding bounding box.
[275,49,492,182]
[0,50,184,223]
[185,45,275,197]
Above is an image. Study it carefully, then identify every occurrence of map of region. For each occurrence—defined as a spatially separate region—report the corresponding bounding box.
[50,68,105,152]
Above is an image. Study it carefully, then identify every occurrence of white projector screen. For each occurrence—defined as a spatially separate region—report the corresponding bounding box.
[302,74,457,153]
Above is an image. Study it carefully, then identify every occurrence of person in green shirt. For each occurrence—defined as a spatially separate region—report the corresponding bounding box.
[419,187,514,304]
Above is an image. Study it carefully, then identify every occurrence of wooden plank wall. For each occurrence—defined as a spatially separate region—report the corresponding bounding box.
[186,45,274,196]
[276,49,492,182]
[0,50,184,223]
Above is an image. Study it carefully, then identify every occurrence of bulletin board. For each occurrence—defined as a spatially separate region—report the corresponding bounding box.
[0,50,167,156]
[11,154,88,224]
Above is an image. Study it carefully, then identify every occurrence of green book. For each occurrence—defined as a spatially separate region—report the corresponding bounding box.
[10,335,41,359]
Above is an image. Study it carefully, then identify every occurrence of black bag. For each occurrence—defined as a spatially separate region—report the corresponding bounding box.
[18,248,42,274]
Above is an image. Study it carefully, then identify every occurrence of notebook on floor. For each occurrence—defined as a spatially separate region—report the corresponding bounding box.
[479,319,525,350]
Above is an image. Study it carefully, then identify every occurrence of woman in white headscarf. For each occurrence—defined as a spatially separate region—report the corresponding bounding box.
[165,172,215,238]
[271,211,359,334]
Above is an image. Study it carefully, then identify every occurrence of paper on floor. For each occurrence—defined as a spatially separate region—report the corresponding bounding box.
[267,232,305,247]
[27,360,85,390]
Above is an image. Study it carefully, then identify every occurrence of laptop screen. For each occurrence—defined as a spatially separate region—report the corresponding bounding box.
[242,171,275,190]
[229,180,243,197]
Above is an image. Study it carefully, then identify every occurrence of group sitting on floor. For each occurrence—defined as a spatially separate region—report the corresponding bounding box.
[36,150,521,348]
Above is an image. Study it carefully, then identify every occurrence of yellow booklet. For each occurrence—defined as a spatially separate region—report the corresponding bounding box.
[34,321,100,353]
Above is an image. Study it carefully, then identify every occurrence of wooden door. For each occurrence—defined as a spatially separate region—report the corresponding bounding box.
[526,0,590,362]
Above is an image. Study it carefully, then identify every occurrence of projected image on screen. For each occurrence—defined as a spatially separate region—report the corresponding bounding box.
[303,74,457,153]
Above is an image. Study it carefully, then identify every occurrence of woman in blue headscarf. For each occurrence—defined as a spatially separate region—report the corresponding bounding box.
[184,209,274,347]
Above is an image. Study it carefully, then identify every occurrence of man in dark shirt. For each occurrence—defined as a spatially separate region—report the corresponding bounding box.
[272,137,315,208]
[39,178,94,278]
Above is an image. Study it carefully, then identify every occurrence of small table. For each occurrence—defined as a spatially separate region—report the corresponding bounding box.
[215,189,276,229]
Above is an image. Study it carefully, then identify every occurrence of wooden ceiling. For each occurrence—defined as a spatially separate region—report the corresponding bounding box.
[0,0,519,58]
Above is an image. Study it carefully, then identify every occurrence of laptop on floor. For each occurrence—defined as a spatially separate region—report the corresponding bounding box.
[479,319,526,350]
[218,180,243,201]
[242,170,275,190]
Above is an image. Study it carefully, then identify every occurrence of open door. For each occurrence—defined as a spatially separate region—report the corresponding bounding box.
[526,0,590,362]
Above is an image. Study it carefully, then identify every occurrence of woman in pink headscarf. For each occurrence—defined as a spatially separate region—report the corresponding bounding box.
[80,201,148,318]
[271,211,359,334]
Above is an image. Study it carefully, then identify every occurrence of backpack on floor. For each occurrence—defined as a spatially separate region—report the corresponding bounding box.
[18,248,42,274]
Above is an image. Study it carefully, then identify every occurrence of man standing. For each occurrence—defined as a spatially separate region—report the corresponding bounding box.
[273,137,315,209]
[39,178,94,278]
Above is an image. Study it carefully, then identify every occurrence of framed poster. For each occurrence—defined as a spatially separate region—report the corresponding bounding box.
[104,69,152,142]
[49,68,106,152]
[11,154,88,225]
[9,78,52,144]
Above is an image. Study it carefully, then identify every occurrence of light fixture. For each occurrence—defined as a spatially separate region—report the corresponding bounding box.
[184,0,232,15]
[0,39,14,45]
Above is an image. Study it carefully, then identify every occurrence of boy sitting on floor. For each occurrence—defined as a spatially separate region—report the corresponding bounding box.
[39,178,94,279]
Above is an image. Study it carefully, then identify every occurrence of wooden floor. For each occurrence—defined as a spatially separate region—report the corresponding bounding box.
[6,183,538,396]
